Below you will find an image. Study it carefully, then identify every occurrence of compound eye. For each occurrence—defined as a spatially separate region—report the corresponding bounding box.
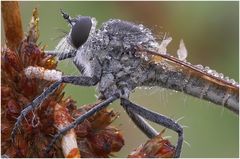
[70,17,92,49]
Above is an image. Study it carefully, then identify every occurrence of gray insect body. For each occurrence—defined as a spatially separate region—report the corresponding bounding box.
[71,19,161,98]
[61,17,239,110]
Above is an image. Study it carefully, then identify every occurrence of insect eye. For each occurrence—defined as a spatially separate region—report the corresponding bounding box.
[70,17,92,49]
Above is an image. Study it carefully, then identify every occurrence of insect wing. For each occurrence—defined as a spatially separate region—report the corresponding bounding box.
[138,47,239,92]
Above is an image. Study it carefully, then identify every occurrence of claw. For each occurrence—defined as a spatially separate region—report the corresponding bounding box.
[11,106,31,142]
[11,116,22,142]
[45,132,62,154]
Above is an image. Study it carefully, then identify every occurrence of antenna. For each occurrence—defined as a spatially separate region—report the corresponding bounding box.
[60,9,73,26]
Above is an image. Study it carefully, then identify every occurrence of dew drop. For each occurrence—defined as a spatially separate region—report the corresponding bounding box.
[207,69,213,74]
[205,66,210,71]
[106,56,112,60]
[218,73,224,79]
[139,24,144,30]
[229,79,236,84]
[161,65,166,70]
[177,39,188,61]
[225,76,229,81]
[134,52,141,58]
[144,56,149,61]
[195,64,204,69]
[211,70,219,77]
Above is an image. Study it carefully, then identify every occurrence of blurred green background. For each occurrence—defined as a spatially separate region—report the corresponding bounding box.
[2,1,239,157]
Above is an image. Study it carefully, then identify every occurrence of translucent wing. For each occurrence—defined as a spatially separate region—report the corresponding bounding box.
[136,46,239,92]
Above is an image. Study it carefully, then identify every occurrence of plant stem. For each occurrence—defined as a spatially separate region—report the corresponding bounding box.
[2,1,24,51]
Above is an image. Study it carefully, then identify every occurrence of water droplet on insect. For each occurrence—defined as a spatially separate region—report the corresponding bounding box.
[177,39,188,61]
[225,76,229,81]
[204,66,210,72]
[229,79,236,84]
[139,24,144,30]
[195,64,204,69]
[211,70,219,77]
[135,52,141,58]
[207,69,213,74]
[123,42,131,49]
[106,56,112,60]
[144,56,149,61]
[219,73,224,79]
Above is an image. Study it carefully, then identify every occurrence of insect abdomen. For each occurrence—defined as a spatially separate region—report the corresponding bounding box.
[143,64,239,114]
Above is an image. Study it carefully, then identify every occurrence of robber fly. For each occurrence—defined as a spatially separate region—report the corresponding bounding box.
[12,9,239,157]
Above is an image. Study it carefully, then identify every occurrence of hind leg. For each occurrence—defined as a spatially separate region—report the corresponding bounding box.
[121,98,183,158]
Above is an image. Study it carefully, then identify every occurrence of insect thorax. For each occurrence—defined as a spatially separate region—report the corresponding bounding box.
[72,19,162,98]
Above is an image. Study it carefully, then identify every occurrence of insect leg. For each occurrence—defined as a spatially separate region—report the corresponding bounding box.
[11,76,99,141]
[44,50,77,60]
[120,98,183,158]
[61,75,99,86]
[45,93,120,153]
[121,103,158,138]
[11,81,62,141]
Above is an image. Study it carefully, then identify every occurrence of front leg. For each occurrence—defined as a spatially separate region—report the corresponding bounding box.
[121,98,183,158]
[44,50,77,60]
[11,75,99,141]
[61,75,99,86]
